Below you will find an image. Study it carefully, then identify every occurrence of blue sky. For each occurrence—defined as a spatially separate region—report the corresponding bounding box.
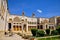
[8,0,60,18]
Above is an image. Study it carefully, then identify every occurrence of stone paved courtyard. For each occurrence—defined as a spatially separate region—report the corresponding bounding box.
[0,32,28,40]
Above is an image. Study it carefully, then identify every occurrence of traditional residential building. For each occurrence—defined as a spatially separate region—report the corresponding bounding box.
[7,13,37,34]
[49,16,60,29]
[0,0,60,35]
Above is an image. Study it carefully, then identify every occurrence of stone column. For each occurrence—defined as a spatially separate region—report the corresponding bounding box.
[11,22,13,32]
[22,23,23,34]
[45,24,46,29]
[48,24,49,29]
[6,22,8,32]
[26,23,28,32]
[43,24,45,30]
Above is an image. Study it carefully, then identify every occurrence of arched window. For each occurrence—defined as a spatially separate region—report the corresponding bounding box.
[21,19,24,21]
[46,25,47,28]
[49,26,51,29]
[37,25,39,29]
[40,25,43,29]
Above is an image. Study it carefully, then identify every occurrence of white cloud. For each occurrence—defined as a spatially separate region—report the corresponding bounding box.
[37,9,42,13]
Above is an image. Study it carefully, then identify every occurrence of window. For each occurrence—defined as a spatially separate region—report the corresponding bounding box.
[46,25,47,28]
[9,18,12,21]
[40,25,43,29]
[49,20,50,23]
[0,13,1,16]
[17,26,19,31]
[49,26,51,29]
[8,23,11,31]
[52,26,54,29]
[17,23,18,24]
[19,26,21,30]
[22,19,24,21]
[25,19,27,21]
[13,25,16,31]
[38,26,39,29]
[14,23,15,24]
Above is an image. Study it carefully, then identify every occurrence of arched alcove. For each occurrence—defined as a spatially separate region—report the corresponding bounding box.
[13,17,20,22]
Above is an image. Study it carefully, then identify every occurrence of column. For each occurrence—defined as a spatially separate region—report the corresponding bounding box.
[22,23,23,33]
[11,23,13,31]
[43,24,46,30]
[48,25,49,29]
[26,23,28,32]
[44,24,46,29]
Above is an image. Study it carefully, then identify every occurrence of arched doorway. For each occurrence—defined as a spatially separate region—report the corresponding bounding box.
[37,25,43,29]
[40,25,43,29]
[46,25,48,29]
[8,18,12,31]
[23,24,26,32]
[37,25,40,29]
[8,23,11,31]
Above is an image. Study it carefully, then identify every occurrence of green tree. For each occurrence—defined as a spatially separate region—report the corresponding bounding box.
[31,28,37,36]
[46,29,50,35]
[56,28,60,34]
[37,30,45,37]
[51,30,58,35]
[57,26,60,29]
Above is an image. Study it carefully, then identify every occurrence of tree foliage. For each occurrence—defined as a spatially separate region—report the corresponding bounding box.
[46,29,50,35]
[31,28,38,36]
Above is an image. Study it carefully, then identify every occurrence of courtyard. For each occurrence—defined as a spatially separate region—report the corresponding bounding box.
[0,32,28,40]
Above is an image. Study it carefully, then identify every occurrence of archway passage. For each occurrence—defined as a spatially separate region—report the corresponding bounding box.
[8,23,11,31]
[23,24,26,32]
[40,25,43,29]
[37,25,40,29]
[37,25,43,29]
[13,25,22,31]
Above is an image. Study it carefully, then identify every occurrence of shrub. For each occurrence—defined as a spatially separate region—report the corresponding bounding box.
[56,28,60,34]
[31,28,38,36]
[37,30,45,37]
[57,26,60,29]
[46,29,50,35]
[51,30,58,35]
